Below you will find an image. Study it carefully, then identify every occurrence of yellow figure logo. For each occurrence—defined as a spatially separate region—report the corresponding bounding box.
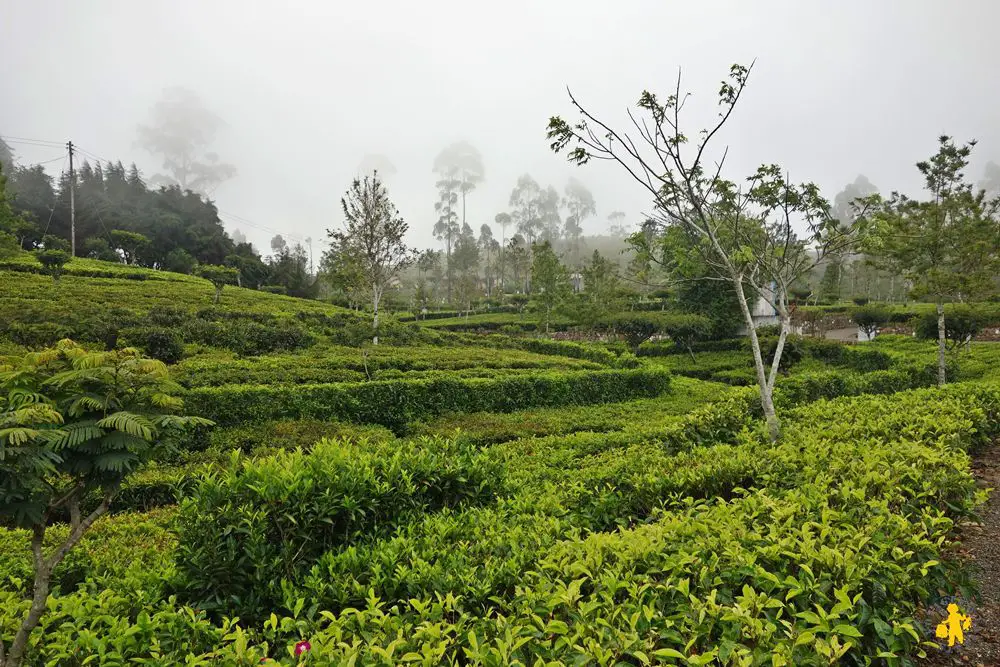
[935,603,972,647]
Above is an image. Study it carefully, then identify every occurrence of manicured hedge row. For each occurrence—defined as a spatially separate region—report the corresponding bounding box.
[10,384,991,663]
[174,345,602,388]
[453,333,636,368]
[184,368,671,431]
[174,437,502,616]
[412,376,728,446]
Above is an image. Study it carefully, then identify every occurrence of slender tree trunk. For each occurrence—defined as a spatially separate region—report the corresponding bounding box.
[5,497,110,667]
[937,300,946,386]
[214,284,222,304]
[372,284,381,346]
[734,278,781,442]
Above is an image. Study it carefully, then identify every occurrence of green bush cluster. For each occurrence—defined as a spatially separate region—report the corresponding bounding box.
[5,383,993,663]
[173,345,602,387]
[174,437,502,618]
[184,368,672,431]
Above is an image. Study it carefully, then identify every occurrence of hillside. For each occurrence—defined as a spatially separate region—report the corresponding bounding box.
[2,261,1000,663]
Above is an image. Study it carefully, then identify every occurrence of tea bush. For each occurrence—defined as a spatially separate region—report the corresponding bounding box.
[184,368,672,431]
[174,437,503,618]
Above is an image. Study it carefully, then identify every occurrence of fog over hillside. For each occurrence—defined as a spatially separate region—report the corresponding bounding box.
[3,0,999,250]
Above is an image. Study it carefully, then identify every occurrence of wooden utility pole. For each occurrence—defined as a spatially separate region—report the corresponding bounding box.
[67,141,76,256]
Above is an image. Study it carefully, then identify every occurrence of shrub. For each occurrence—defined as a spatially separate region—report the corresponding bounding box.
[162,248,197,274]
[852,304,890,338]
[659,313,713,359]
[762,334,803,373]
[173,437,502,619]
[596,313,663,352]
[914,304,983,350]
[852,296,870,306]
[183,368,672,432]
[122,327,185,364]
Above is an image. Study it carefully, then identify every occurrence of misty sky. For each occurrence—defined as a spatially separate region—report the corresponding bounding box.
[3,1,999,254]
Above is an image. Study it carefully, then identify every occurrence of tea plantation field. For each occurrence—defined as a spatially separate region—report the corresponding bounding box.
[1,263,998,664]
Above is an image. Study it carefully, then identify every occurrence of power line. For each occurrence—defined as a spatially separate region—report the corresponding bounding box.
[34,153,67,165]
[1,135,64,148]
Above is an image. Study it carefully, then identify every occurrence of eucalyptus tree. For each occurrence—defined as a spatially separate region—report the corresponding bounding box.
[510,174,544,246]
[433,141,484,227]
[564,177,596,265]
[548,63,866,441]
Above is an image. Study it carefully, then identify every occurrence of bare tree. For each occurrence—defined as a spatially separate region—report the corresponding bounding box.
[547,63,866,441]
[328,171,416,344]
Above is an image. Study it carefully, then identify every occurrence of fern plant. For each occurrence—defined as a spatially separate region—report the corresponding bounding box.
[0,339,212,667]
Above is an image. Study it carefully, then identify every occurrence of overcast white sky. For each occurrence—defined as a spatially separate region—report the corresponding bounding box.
[3,0,999,252]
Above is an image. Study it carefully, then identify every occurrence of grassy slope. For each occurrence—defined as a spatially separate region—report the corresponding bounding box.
[0,258,350,320]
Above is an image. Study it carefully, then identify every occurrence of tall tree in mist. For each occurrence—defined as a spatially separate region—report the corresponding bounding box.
[136,86,237,194]
[563,177,596,266]
[510,174,544,246]
[823,175,880,302]
[452,223,481,314]
[329,171,416,344]
[868,136,1000,386]
[357,154,397,180]
[607,210,628,237]
[433,177,460,303]
[549,63,867,442]
[980,161,1000,199]
[433,141,484,228]
[494,212,512,291]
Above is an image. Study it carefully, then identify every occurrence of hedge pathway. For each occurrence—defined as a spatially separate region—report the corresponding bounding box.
[924,443,1000,666]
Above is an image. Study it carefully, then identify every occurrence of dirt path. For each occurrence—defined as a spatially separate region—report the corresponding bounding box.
[922,445,1000,666]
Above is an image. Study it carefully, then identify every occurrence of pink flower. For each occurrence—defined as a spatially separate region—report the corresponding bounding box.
[294,640,312,656]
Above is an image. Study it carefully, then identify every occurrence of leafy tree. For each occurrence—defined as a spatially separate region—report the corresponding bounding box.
[529,241,570,332]
[329,172,416,344]
[867,136,1000,385]
[851,304,889,339]
[607,210,629,237]
[577,250,624,325]
[598,313,662,353]
[494,212,512,290]
[0,162,26,257]
[537,185,562,243]
[0,137,13,173]
[818,260,842,302]
[136,86,236,194]
[660,313,713,361]
[110,229,150,265]
[414,249,443,309]
[163,247,197,274]
[563,177,596,265]
[478,224,497,297]
[82,237,120,262]
[914,304,982,351]
[0,340,209,667]
[506,235,530,293]
[35,235,70,283]
[226,242,268,288]
[548,63,865,441]
[452,224,480,313]
[433,141,484,228]
[320,236,367,310]
[197,264,239,304]
[433,177,460,303]
[510,174,544,246]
